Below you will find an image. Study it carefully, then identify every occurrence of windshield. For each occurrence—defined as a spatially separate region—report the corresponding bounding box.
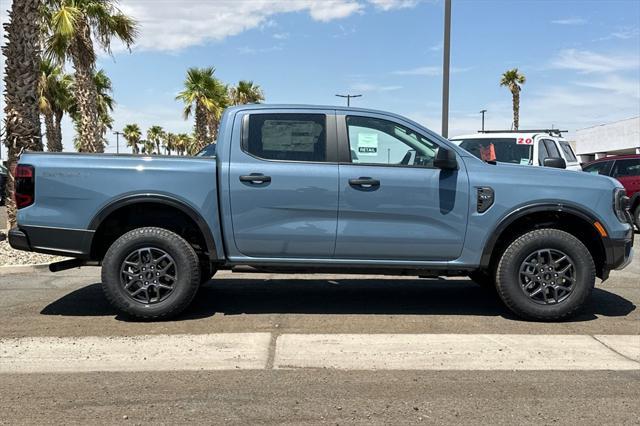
[453,138,532,165]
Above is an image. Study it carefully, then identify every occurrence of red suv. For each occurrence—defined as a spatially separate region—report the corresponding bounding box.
[583,154,640,227]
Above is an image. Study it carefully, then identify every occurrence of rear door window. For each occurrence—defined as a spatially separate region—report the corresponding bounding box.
[246,113,327,162]
[612,159,640,177]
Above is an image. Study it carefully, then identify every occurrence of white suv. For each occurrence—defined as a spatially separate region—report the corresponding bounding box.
[450,130,581,171]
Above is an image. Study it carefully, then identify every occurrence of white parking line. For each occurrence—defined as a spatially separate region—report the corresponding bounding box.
[274,334,640,370]
[1,333,638,373]
[0,333,271,373]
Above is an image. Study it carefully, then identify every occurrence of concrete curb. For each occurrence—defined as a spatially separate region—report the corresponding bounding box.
[0,263,52,274]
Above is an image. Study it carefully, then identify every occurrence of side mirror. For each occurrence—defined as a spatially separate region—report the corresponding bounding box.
[543,157,567,169]
[434,147,458,170]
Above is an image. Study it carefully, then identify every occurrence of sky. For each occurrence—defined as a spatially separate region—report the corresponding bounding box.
[1,0,639,156]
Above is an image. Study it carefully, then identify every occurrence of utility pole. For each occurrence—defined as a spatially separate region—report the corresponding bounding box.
[441,0,452,138]
[113,131,123,154]
[335,94,362,107]
[480,109,487,131]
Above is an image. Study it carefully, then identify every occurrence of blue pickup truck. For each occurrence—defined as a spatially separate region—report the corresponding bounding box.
[9,105,634,320]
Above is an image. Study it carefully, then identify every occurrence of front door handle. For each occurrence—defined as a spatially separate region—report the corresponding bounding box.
[239,174,271,184]
[349,177,380,189]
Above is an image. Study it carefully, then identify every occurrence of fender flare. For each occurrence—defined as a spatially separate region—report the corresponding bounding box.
[479,202,605,268]
[88,193,218,259]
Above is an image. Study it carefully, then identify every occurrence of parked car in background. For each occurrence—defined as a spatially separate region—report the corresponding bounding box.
[583,154,640,228]
[9,105,633,321]
[451,130,581,171]
[0,164,7,206]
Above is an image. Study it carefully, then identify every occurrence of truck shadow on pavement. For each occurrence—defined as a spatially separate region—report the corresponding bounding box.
[40,278,636,322]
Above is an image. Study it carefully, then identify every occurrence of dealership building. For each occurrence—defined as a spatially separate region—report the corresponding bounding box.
[574,116,640,163]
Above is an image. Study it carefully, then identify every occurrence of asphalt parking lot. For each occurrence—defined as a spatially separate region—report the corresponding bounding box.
[0,233,638,424]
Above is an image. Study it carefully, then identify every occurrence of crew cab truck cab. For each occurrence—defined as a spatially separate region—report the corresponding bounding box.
[9,105,633,321]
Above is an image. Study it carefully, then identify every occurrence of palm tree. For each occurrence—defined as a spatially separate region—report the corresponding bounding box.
[123,124,141,154]
[162,132,177,155]
[69,69,114,151]
[174,133,192,156]
[43,0,137,153]
[147,126,165,155]
[38,59,74,152]
[229,80,264,105]
[500,68,526,130]
[2,0,43,228]
[176,67,227,150]
[142,139,155,155]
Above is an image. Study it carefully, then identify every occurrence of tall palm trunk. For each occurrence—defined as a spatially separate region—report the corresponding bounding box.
[70,16,103,153]
[2,0,43,228]
[194,100,209,150]
[43,111,58,151]
[511,88,520,130]
[53,110,64,151]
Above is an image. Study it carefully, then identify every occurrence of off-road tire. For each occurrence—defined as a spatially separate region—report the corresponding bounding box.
[495,229,595,321]
[101,227,201,320]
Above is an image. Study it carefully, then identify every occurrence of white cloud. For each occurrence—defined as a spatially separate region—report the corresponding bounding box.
[550,49,640,74]
[596,26,640,41]
[550,17,586,25]
[367,0,421,11]
[118,0,364,52]
[273,32,290,40]
[575,75,640,99]
[350,83,403,92]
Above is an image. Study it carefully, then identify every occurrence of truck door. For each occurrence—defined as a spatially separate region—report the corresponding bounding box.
[334,113,469,261]
[227,109,339,258]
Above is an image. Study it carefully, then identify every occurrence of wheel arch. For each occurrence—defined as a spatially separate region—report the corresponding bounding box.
[88,193,219,261]
[480,203,608,278]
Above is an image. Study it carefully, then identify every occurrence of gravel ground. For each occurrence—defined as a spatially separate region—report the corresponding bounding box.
[0,239,69,266]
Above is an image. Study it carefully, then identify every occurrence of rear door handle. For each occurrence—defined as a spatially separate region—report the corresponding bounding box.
[349,177,380,189]
[239,174,271,184]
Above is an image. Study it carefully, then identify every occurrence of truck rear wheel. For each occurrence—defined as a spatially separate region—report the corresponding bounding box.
[495,229,595,321]
[101,227,201,320]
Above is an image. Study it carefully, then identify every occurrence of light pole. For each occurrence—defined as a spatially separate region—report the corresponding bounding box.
[113,131,123,154]
[441,0,452,138]
[335,94,362,107]
[480,109,487,131]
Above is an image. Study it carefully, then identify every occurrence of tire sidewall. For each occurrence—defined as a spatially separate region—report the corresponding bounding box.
[102,228,200,318]
[497,230,595,320]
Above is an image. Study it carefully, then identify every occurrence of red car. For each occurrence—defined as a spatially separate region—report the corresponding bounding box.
[583,154,640,227]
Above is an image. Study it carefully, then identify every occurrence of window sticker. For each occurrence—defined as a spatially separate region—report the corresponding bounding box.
[520,158,530,165]
[261,120,321,152]
[357,133,378,156]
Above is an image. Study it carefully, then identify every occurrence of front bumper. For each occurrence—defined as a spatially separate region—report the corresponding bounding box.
[602,235,634,278]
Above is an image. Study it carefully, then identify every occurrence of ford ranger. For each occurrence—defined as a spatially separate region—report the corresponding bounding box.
[8,105,634,321]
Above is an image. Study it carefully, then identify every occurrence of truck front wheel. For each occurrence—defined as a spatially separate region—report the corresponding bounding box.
[495,229,595,321]
[101,227,201,320]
